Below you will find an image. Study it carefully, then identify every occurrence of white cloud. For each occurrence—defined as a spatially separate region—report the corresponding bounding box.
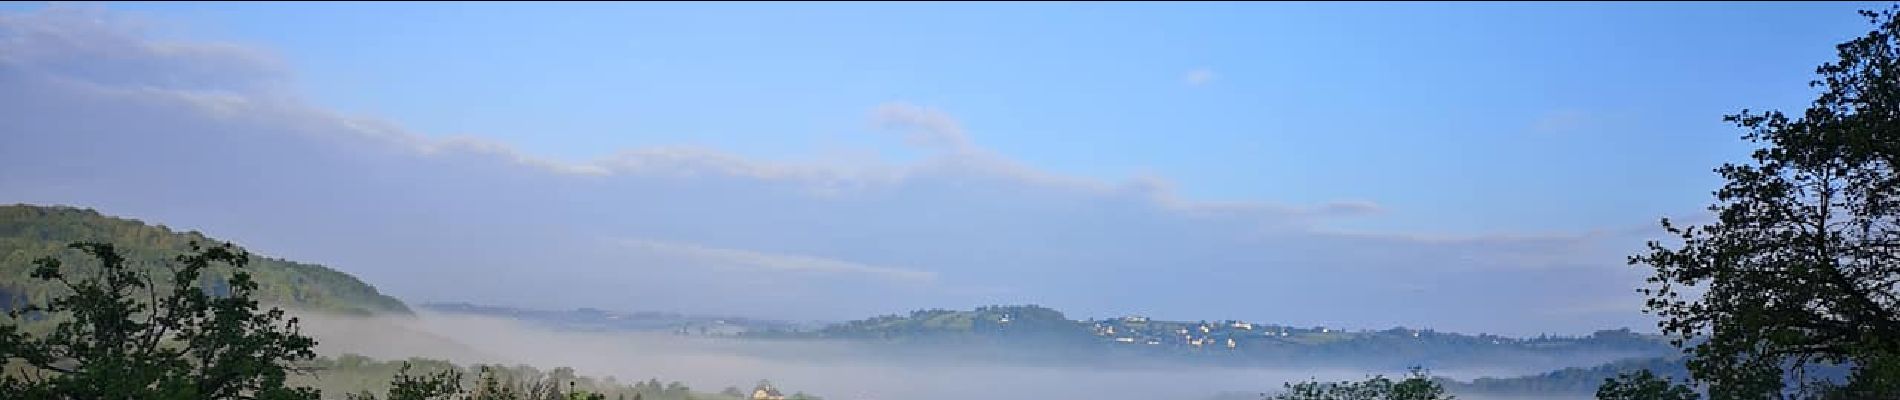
[0,6,287,95]
[0,7,1661,335]
[614,237,937,283]
[1184,68,1217,86]
[872,102,975,153]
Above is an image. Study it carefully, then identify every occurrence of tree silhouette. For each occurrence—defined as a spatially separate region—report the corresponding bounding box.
[1630,6,1900,399]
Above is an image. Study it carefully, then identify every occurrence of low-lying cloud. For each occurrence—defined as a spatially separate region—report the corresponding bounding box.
[294,311,1593,400]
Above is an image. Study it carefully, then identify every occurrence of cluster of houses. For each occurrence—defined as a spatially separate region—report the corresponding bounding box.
[672,320,749,336]
[1089,315,1433,350]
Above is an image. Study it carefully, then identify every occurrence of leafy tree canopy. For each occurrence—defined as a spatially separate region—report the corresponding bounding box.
[0,241,321,399]
[1631,6,1900,399]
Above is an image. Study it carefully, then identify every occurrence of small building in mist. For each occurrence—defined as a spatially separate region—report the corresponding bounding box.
[750,381,785,400]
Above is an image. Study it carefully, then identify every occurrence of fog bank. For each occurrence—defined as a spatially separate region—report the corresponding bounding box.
[295,311,1591,400]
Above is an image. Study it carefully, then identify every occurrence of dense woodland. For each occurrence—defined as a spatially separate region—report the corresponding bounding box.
[0,205,409,316]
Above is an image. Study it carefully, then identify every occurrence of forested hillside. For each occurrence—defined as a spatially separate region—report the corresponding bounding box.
[0,204,409,315]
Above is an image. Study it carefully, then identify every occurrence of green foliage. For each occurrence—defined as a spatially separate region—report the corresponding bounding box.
[0,241,321,399]
[1630,7,1900,399]
[0,205,409,316]
[0,233,786,400]
[1269,368,1454,400]
[1596,369,1699,400]
[340,362,614,400]
[306,355,734,400]
[347,362,464,400]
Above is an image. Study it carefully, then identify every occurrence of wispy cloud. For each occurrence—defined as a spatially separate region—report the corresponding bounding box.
[614,237,937,283]
[0,6,288,95]
[872,102,976,153]
[0,6,1660,335]
[1184,68,1217,86]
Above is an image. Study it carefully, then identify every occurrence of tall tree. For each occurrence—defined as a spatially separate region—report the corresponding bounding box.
[0,242,320,399]
[1631,7,1900,399]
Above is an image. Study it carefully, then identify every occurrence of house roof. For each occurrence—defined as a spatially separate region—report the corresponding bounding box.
[753,384,784,397]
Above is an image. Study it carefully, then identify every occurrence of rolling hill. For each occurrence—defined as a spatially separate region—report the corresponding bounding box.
[740,305,1677,370]
[0,204,410,315]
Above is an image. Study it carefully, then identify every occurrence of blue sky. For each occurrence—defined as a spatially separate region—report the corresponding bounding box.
[0,2,1885,335]
[79,1,1875,235]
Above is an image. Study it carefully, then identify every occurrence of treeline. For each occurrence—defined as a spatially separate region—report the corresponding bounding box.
[299,354,784,400]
